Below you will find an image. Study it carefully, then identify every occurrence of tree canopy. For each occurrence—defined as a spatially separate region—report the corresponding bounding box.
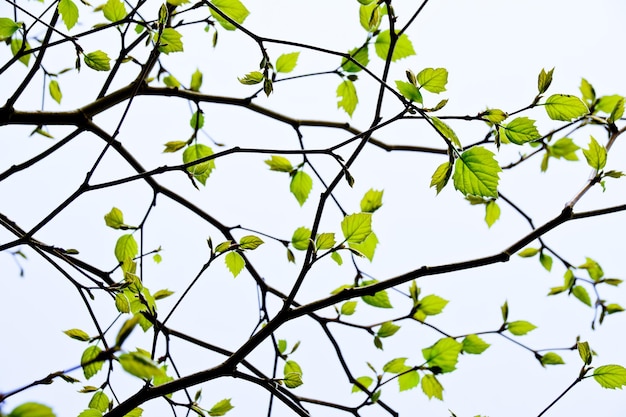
[1,1,626,417]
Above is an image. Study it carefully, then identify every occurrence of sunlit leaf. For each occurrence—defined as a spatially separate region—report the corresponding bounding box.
[84,50,111,71]
[340,300,357,315]
[453,146,501,198]
[431,117,461,148]
[115,234,138,263]
[341,213,372,244]
[11,37,31,66]
[49,80,62,104]
[158,28,184,54]
[374,30,415,62]
[537,67,554,94]
[421,374,443,400]
[225,251,245,277]
[398,370,419,392]
[88,391,109,413]
[64,328,90,341]
[377,321,400,338]
[507,320,536,336]
[119,350,166,380]
[395,80,422,103]
[81,345,104,379]
[283,360,303,388]
[291,227,311,251]
[544,94,588,121]
[540,352,565,366]
[239,235,264,250]
[0,18,20,41]
[430,161,452,195]
[348,231,378,261]
[183,144,215,185]
[593,365,626,389]
[8,403,56,417]
[360,189,384,213]
[359,3,381,32]
[290,171,312,206]
[341,46,369,73]
[207,399,234,416]
[210,0,250,30]
[190,69,203,92]
[462,334,490,354]
[417,68,448,93]
[238,71,263,85]
[103,0,126,22]
[58,0,79,30]
[499,117,541,145]
[337,79,358,117]
[276,52,299,73]
[579,78,596,104]
[572,285,592,307]
[582,136,607,171]
[351,376,373,393]
[315,233,335,251]
[422,337,462,373]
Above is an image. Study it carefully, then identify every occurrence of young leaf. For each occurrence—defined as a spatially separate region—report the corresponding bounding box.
[115,234,138,263]
[501,301,509,322]
[572,285,592,307]
[276,52,299,73]
[359,3,381,32]
[352,376,373,393]
[208,399,234,416]
[462,334,490,354]
[540,352,565,366]
[453,146,501,198]
[163,75,181,88]
[331,251,343,265]
[374,30,416,61]
[431,117,461,148]
[337,80,358,117]
[190,69,203,92]
[115,292,130,313]
[507,320,537,336]
[480,108,508,124]
[383,358,411,374]
[315,233,335,251]
[361,283,392,308]
[118,350,165,380]
[418,294,449,316]
[8,403,56,417]
[104,207,126,229]
[283,360,303,388]
[377,321,400,338]
[544,94,588,121]
[11,37,31,66]
[158,28,184,54]
[421,374,444,400]
[341,47,369,73]
[430,161,452,194]
[340,300,357,315]
[88,391,109,413]
[360,189,384,213]
[422,337,462,373]
[537,67,554,94]
[395,80,423,103]
[593,365,626,389]
[183,144,215,185]
[63,328,90,341]
[341,213,372,244]
[290,171,313,206]
[49,80,62,104]
[210,0,250,31]
[579,257,604,281]
[577,341,592,365]
[348,231,378,261]
[485,200,500,228]
[84,51,111,71]
[103,0,127,22]
[398,370,419,392]
[518,247,539,257]
[0,18,20,41]
[58,0,79,30]
[238,71,264,85]
[225,251,245,277]
[417,68,448,93]
[81,345,104,379]
[549,137,580,160]
[582,136,607,171]
[539,252,553,271]
[239,235,264,250]
[153,289,174,300]
[189,111,204,130]
[265,155,293,172]
[499,117,541,145]
[579,78,596,104]
[291,227,311,251]
[596,95,623,114]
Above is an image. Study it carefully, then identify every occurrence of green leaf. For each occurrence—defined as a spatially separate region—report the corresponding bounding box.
[115,292,130,313]
[417,68,448,93]
[115,234,138,263]
[264,155,293,172]
[290,171,312,206]
[341,213,372,244]
[0,18,20,41]
[539,252,553,272]
[593,365,626,389]
[417,294,449,317]
[84,50,111,71]
[480,108,508,124]
[58,0,79,30]
[360,189,384,213]
[540,352,565,366]
[49,80,62,104]
[315,233,335,251]
[276,52,299,73]
[395,80,423,103]
[122,408,142,417]
[582,136,607,171]
[291,227,311,251]
[577,341,592,365]
[210,0,250,30]
[331,251,343,265]
[430,161,452,195]
[352,376,373,393]
[225,251,245,277]
[348,231,378,261]
[501,301,509,322]
[507,320,536,336]
[164,75,179,88]
[499,117,541,145]
[183,144,215,185]
[572,285,592,307]
[462,334,490,354]
[361,281,392,308]
[103,0,126,22]
[8,403,56,417]
[208,399,234,416]
[115,316,139,347]
[337,79,358,117]
[550,137,580,160]
[383,358,411,374]
[608,97,624,123]
[518,247,539,257]
[190,69,203,92]
[283,360,303,388]
[580,78,595,104]
[11,37,31,66]
[239,235,264,250]
[81,345,104,379]
[537,67,554,94]
[422,337,462,373]
[544,94,588,121]
[153,253,162,263]
[485,200,500,228]
[374,30,416,62]
[153,289,174,300]
[421,374,443,400]
[88,391,109,413]
[119,350,165,380]
[216,241,232,254]
[340,300,357,316]
[163,141,186,153]
[398,370,419,392]
[579,257,604,281]
[377,321,400,338]
[596,95,624,114]
[431,117,461,148]
[238,71,264,85]
[453,146,501,198]
[167,0,189,5]
[359,3,381,32]
[104,207,126,229]
[77,409,101,417]
[341,47,369,73]
[63,328,90,341]
[157,28,183,54]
